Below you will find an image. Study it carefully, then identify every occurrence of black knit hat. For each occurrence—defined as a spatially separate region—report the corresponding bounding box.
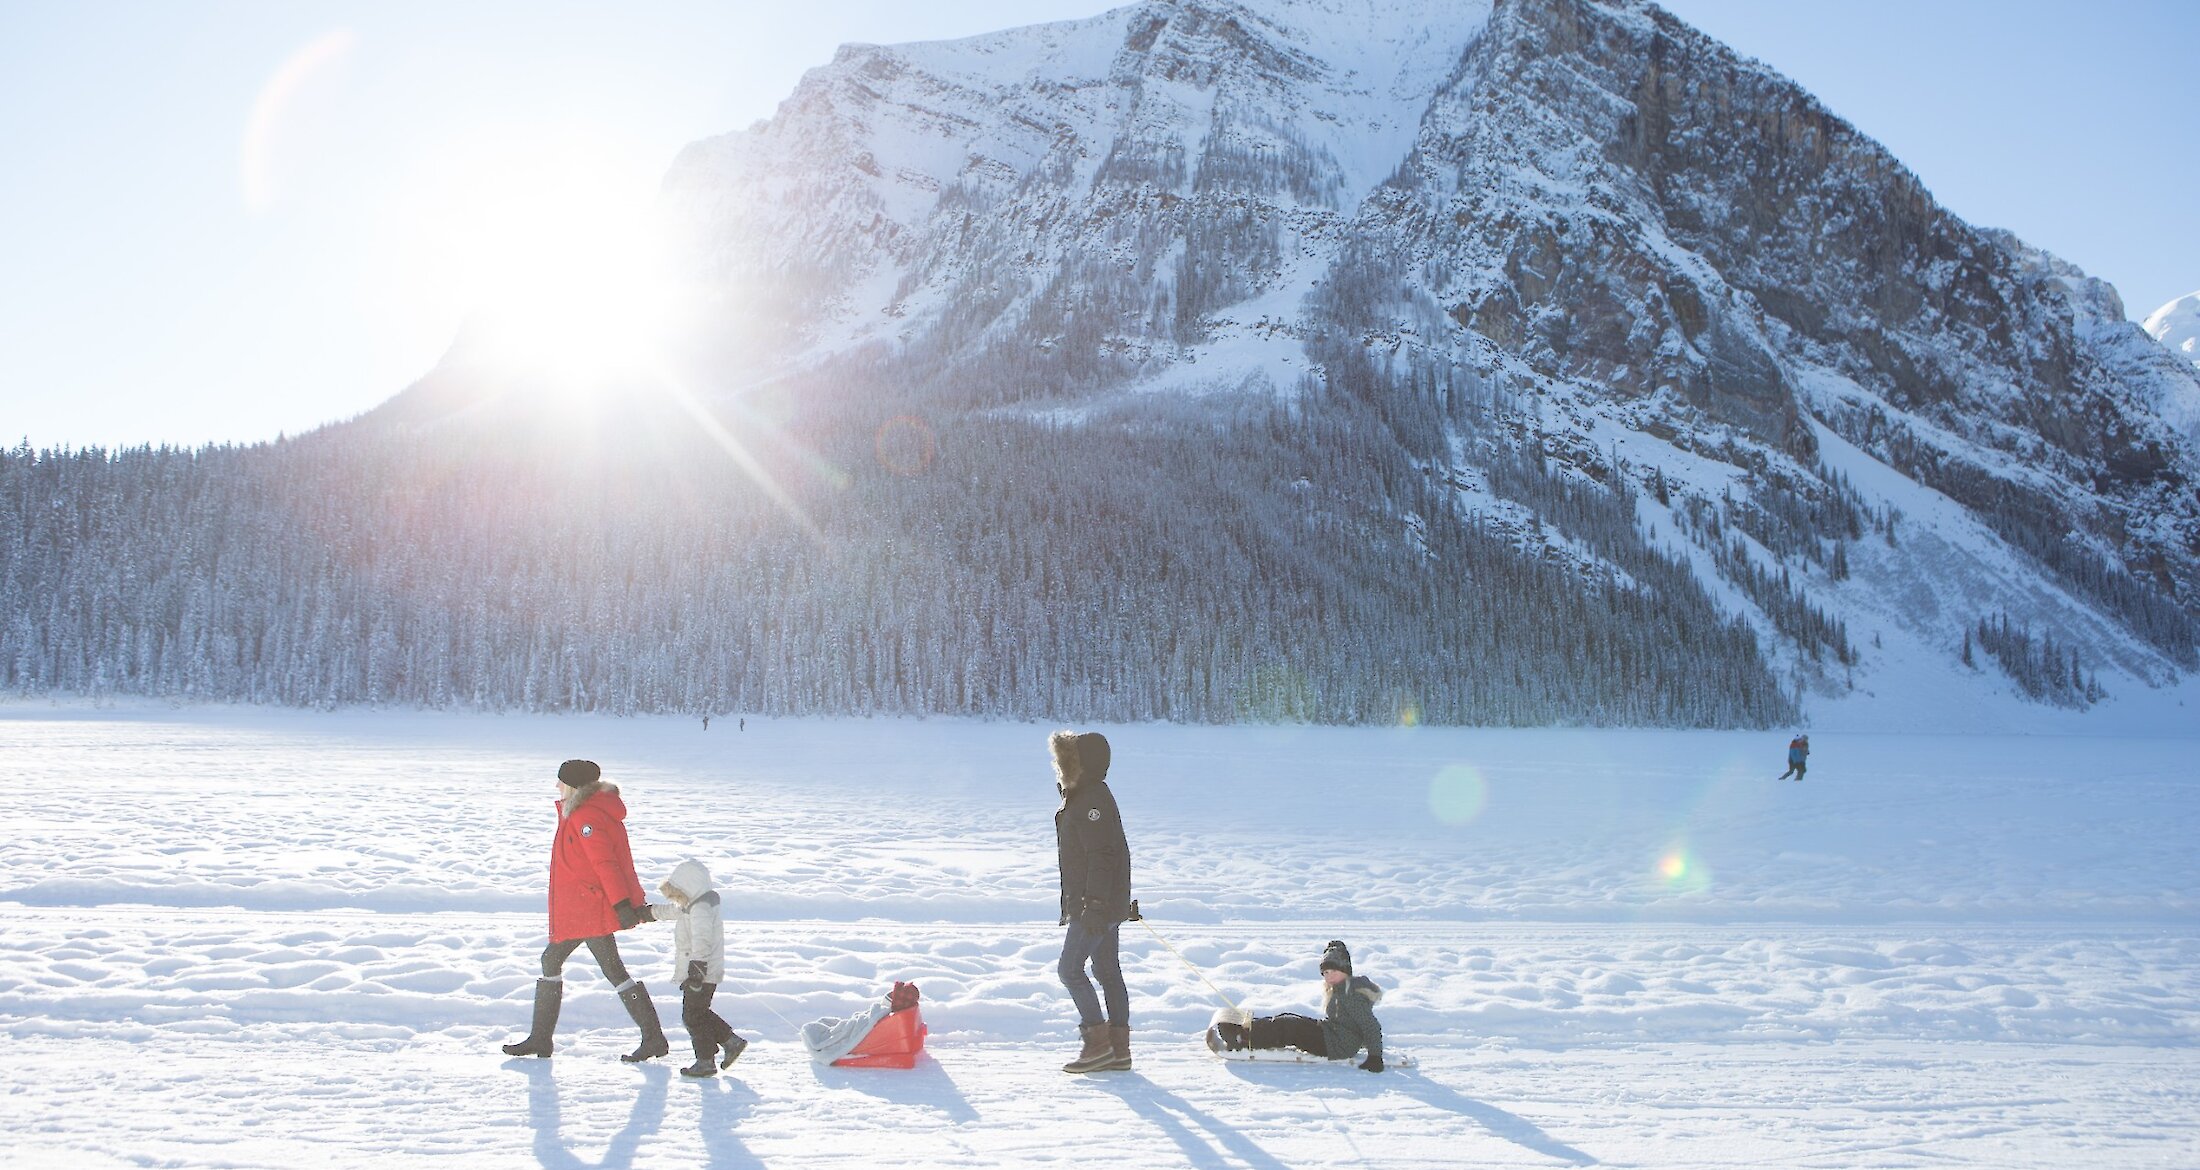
[1076,732,1111,782]
[1320,939,1352,976]
[556,759,601,787]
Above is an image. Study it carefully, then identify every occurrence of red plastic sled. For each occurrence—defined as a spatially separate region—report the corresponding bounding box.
[831,1006,928,1069]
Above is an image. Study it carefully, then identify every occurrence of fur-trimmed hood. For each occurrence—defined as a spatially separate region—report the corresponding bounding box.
[560,779,623,820]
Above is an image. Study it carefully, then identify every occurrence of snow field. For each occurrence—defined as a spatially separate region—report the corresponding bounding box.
[1,704,2196,1167]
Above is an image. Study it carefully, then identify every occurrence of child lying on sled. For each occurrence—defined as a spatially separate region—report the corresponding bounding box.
[1204,939,1386,1071]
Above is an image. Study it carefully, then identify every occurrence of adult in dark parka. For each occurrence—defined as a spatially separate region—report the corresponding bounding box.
[1053,730,1135,1073]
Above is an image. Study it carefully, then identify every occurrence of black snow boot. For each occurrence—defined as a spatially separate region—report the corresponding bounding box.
[680,1058,717,1078]
[501,978,562,1058]
[720,1031,748,1068]
[618,982,670,1063]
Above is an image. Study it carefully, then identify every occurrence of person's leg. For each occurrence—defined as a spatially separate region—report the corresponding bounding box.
[581,935,632,987]
[1274,1013,1328,1057]
[681,984,717,1064]
[1057,920,1105,1027]
[502,939,583,1056]
[1092,922,1128,1026]
[1058,920,1115,1072]
[539,938,584,977]
[679,983,721,1075]
[586,935,667,1062]
[1090,922,1131,1069]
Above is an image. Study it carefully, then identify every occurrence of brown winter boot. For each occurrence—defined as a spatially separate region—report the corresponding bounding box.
[1062,1023,1116,1074]
[1103,1023,1131,1071]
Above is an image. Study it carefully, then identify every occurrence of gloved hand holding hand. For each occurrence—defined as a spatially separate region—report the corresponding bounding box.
[1360,1054,1385,1073]
[613,900,643,930]
[680,960,707,993]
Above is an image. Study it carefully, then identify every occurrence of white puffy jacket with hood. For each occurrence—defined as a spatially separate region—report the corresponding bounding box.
[659,858,725,984]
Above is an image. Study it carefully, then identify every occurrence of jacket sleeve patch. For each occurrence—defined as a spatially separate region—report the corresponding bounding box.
[1086,808,1101,821]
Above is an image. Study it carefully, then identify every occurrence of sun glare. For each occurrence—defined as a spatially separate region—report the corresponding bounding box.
[394,128,690,402]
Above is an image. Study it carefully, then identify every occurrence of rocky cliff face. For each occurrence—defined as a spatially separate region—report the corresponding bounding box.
[650,0,2200,704]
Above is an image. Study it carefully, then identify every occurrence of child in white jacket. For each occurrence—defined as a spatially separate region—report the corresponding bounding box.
[646,858,745,1077]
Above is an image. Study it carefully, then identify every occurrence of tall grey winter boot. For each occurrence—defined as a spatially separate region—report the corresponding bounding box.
[501,978,562,1058]
[618,982,670,1063]
[1063,1023,1117,1074]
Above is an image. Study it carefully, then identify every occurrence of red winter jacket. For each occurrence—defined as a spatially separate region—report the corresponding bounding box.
[546,781,647,943]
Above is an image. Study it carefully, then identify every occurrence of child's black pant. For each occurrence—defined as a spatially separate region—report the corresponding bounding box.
[1251,1012,1327,1056]
[683,982,734,1061]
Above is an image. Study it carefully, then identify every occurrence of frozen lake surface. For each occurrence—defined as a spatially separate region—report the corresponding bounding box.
[1,704,2194,1167]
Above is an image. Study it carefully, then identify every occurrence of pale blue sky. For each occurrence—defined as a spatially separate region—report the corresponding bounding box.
[1,1,2193,450]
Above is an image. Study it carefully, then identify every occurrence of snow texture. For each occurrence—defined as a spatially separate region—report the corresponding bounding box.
[1,704,2195,1168]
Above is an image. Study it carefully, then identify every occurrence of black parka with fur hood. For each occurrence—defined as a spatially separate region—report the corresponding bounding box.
[1053,731,1132,925]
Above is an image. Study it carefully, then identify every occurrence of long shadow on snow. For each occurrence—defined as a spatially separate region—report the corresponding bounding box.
[695,1074,767,1170]
[1086,1076,1294,1170]
[1220,1062,1598,1167]
[518,1059,671,1170]
[809,1052,980,1124]
[1391,1068,1598,1167]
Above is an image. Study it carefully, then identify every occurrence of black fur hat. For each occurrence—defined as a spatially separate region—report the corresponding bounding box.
[1320,939,1352,976]
[556,759,601,787]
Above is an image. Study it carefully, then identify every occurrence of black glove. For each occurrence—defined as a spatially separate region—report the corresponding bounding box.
[1125,899,1142,922]
[637,903,658,923]
[613,900,642,930]
[680,960,707,993]
[1360,1054,1384,1073]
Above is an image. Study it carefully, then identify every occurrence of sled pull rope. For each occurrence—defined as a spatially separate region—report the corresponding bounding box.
[1136,915,1251,1027]
[719,974,807,1035]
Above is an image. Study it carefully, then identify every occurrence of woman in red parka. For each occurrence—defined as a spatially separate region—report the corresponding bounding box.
[500,759,669,1062]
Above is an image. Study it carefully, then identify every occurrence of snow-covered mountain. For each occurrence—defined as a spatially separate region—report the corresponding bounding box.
[647,0,2200,718]
[2146,291,2200,439]
[5,0,2197,728]
[2151,292,2200,368]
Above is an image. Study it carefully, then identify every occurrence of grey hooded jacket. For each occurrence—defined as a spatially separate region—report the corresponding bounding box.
[1321,975,1385,1065]
[660,858,725,983]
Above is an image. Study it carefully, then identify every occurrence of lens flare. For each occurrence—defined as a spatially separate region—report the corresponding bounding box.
[241,27,356,213]
[1397,699,1421,727]
[1654,844,1711,892]
[875,415,937,476]
[1428,764,1488,826]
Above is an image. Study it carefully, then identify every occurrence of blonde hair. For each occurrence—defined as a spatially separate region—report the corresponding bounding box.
[658,879,690,908]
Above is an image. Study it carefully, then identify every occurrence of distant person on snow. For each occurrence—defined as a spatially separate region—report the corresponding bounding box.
[643,858,747,1077]
[1204,939,1387,1072]
[1053,729,1137,1074]
[1778,734,1810,781]
[500,759,669,1062]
